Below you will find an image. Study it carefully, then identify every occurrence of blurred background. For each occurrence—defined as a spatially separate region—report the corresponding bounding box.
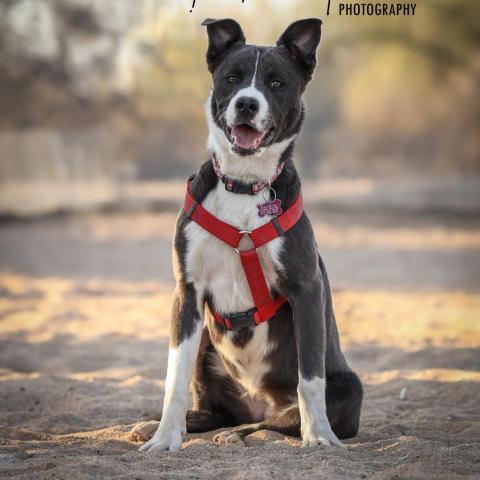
[0,0,479,215]
[0,1,479,477]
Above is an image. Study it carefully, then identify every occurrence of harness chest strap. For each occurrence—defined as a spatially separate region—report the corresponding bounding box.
[182,179,304,329]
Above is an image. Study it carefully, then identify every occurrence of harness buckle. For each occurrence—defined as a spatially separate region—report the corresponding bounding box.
[224,307,257,330]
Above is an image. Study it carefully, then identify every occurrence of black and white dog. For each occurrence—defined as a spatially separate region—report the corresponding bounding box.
[138,17,362,453]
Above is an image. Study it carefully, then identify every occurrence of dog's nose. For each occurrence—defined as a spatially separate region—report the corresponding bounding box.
[235,97,259,115]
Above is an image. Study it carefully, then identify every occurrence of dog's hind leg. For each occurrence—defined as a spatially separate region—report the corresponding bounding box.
[129,420,161,442]
[129,409,233,442]
[130,408,239,442]
[130,409,232,442]
[189,327,258,431]
[326,370,363,439]
[213,370,363,444]
[132,369,363,443]
[213,404,300,444]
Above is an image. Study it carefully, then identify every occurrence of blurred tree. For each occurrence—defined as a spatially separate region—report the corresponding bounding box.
[295,0,480,176]
[1,0,478,192]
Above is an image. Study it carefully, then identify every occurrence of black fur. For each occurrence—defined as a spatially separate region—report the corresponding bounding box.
[170,151,363,441]
[208,21,316,152]
[157,18,362,445]
[276,18,322,80]
[201,18,246,74]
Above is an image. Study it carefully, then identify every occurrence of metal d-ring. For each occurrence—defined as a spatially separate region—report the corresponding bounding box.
[262,184,277,203]
[235,230,252,254]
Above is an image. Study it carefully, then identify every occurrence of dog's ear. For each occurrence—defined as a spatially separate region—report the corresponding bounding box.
[276,18,322,79]
[201,18,246,73]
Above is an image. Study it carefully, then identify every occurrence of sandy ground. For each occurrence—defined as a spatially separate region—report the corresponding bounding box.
[0,198,479,479]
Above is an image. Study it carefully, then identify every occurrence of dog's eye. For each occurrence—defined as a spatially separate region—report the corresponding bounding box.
[226,75,238,84]
[270,80,283,89]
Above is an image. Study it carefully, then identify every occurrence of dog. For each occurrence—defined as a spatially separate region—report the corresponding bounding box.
[137,17,363,453]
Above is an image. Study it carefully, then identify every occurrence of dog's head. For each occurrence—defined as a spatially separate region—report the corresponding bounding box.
[203,18,321,159]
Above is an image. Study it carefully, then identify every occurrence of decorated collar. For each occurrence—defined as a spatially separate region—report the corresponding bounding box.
[212,156,285,196]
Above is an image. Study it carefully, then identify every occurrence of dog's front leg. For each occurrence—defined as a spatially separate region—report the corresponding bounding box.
[139,282,202,453]
[290,277,344,448]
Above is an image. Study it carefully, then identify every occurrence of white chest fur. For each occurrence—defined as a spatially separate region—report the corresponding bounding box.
[184,183,284,314]
[184,183,283,396]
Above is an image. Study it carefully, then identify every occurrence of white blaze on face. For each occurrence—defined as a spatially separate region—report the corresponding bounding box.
[225,51,269,131]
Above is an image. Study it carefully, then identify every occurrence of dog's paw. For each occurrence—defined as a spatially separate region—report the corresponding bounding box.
[302,431,345,448]
[128,420,160,442]
[213,430,245,446]
[301,425,345,448]
[138,427,183,453]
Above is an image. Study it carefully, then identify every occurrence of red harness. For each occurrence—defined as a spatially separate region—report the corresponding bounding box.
[183,179,304,330]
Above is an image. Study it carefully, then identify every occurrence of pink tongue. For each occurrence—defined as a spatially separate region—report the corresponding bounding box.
[231,124,264,149]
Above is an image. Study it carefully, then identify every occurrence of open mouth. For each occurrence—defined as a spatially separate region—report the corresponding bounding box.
[226,123,274,153]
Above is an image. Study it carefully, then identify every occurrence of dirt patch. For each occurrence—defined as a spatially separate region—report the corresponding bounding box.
[0,210,479,479]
